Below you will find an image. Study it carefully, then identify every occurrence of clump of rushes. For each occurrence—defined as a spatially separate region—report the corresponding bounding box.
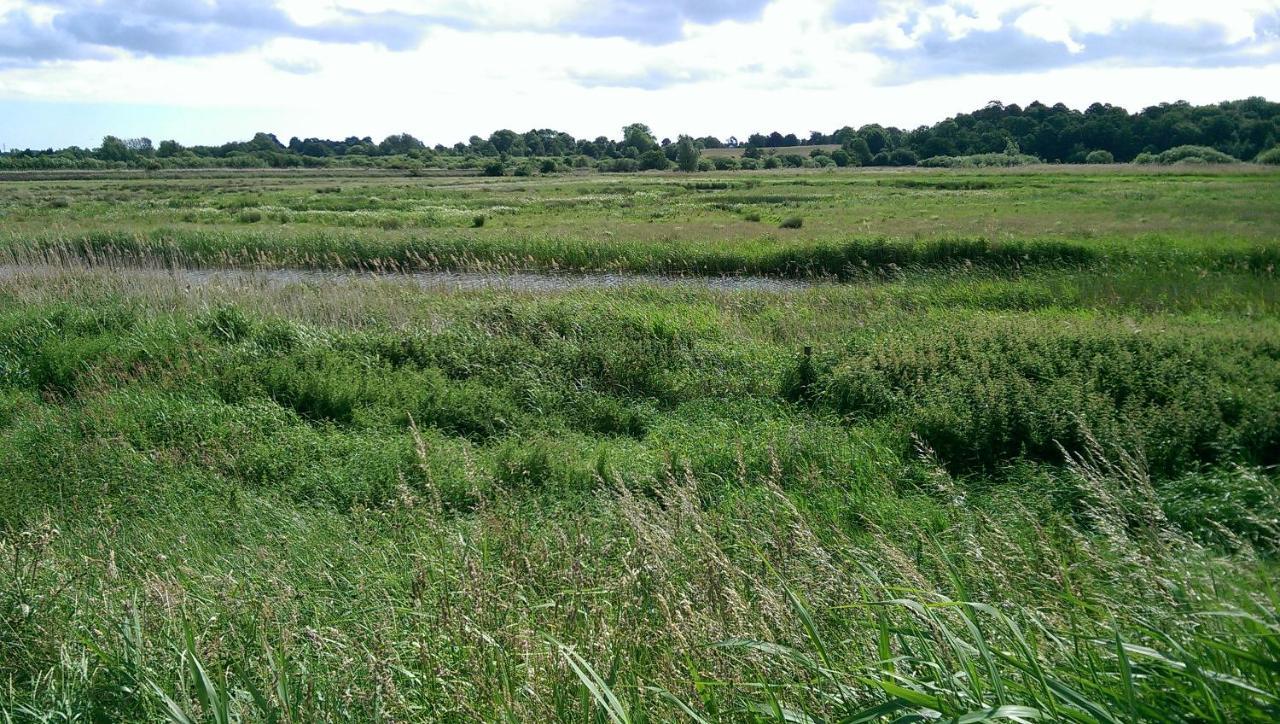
[473,214,486,228]
[780,216,804,229]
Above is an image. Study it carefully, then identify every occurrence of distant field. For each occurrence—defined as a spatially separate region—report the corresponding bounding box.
[2,166,1279,721]
[702,143,842,157]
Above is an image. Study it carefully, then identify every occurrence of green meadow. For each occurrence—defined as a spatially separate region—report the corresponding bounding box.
[1,166,1279,722]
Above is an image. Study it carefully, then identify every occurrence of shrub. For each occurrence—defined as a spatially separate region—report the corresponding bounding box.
[696,158,714,172]
[237,209,264,223]
[1254,146,1280,165]
[47,197,71,208]
[1155,145,1238,164]
[482,160,505,177]
[870,151,891,166]
[639,149,671,171]
[539,159,558,174]
[1085,149,1114,164]
[1132,152,1158,164]
[779,216,803,229]
[601,158,639,173]
[889,148,918,166]
[919,153,1040,168]
[812,320,1280,475]
[738,157,760,170]
[762,156,781,169]
[712,156,739,170]
[513,163,536,177]
[743,211,762,222]
[472,215,486,228]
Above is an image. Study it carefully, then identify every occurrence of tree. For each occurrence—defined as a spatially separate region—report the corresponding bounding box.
[676,135,700,172]
[379,133,425,155]
[845,137,872,166]
[125,138,154,156]
[156,140,184,158]
[97,135,131,162]
[622,123,657,154]
[489,130,521,156]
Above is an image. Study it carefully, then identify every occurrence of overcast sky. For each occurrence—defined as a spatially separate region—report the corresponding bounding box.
[1,0,1278,149]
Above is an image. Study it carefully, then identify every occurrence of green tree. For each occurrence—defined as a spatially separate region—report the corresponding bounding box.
[845,137,872,166]
[489,129,522,156]
[676,135,700,172]
[156,140,184,158]
[97,136,131,162]
[622,123,657,154]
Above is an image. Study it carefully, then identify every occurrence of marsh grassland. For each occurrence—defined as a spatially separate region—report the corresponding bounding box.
[1,166,1279,722]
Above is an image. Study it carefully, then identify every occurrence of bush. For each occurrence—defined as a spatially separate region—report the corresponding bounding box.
[237,209,264,224]
[870,151,891,166]
[762,156,781,169]
[813,320,1280,475]
[696,158,714,172]
[831,149,852,167]
[600,158,640,173]
[889,148,918,166]
[779,216,803,229]
[1085,149,1114,164]
[482,160,505,177]
[919,153,1041,168]
[472,215,486,228]
[539,159,558,173]
[743,211,762,222]
[639,149,671,171]
[1254,146,1280,165]
[1155,145,1238,165]
[738,157,760,170]
[712,156,739,170]
[1132,152,1158,164]
[513,163,536,177]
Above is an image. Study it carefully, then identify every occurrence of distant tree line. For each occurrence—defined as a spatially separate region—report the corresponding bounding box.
[3,98,1278,172]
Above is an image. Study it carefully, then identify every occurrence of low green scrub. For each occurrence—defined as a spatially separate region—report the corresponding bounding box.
[808,316,1280,474]
[917,152,1041,167]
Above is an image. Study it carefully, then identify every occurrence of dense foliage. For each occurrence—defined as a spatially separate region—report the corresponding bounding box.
[3,98,1276,172]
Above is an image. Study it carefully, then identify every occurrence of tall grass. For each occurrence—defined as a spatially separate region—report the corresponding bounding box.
[1,167,1278,720]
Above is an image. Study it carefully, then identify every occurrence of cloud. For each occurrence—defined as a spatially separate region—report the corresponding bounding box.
[267,56,321,75]
[0,0,435,64]
[560,0,772,44]
[864,7,1280,84]
[0,7,104,61]
[568,64,720,90]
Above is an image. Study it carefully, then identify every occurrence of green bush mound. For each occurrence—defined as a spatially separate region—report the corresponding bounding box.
[1153,145,1240,164]
[811,318,1280,474]
[917,152,1042,167]
[1255,145,1280,164]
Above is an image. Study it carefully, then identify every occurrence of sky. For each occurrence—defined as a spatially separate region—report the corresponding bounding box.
[0,0,1278,149]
